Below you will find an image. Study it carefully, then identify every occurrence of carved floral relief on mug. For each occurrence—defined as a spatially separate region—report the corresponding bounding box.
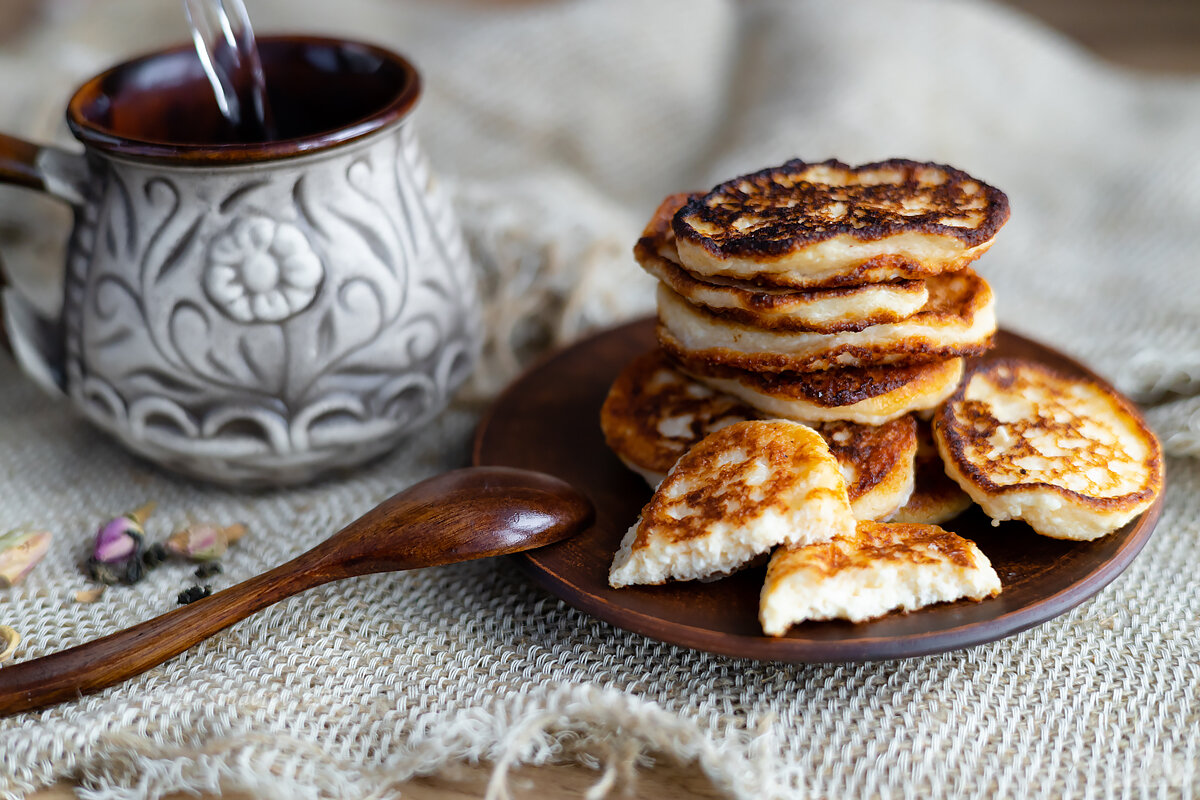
[61,126,479,481]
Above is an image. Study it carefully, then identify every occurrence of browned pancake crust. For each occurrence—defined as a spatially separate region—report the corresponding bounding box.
[674,158,1010,260]
[724,253,947,290]
[639,192,692,251]
[634,421,844,548]
[671,272,927,331]
[817,417,917,505]
[668,351,960,409]
[636,194,928,331]
[656,266,994,372]
[660,323,993,372]
[891,419,972,523]
[600,350,755,475]
[602,353,917,508]
[934,359,1164,512]
[799,521,980,577]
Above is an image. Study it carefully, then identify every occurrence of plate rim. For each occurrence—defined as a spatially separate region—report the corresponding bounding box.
[473,318,1165,662]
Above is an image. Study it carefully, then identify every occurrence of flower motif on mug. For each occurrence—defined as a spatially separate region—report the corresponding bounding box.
[204,217,323,323]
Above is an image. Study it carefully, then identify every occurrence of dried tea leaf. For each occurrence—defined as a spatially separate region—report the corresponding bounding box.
[177,585,212,605]
[0,625,19,663]
[128,501,157,526]
[74,587,106,603]
[194,562,222,579]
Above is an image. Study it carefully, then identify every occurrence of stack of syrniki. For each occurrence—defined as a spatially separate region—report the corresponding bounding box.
[601,158,1162,636]
[599,158,1012,633]
[647,159,1006,421]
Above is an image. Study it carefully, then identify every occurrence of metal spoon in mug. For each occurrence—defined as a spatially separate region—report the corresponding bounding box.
[0,466,593,716]
[183,0,276,140]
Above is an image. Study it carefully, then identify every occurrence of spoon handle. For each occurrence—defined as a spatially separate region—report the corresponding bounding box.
[182,0,275,139]
[0,552,327,716]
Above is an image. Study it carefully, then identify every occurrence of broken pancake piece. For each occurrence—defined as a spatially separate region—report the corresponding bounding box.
[673,158,1010,288]
[636,194,930,332]
[656,269,994,371]
[820,417,917,522]
[888,419,973,525]
[935,359,1163,540]
[600,350,755,486]
[608,420,855,587]
[760,521,1001,634]
[673,353,963,426]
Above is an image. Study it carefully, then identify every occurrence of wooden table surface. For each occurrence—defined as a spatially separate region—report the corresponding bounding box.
[13,0,1200,797]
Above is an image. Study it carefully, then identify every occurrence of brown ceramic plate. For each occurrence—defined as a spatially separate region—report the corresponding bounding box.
[472,319,1163,662]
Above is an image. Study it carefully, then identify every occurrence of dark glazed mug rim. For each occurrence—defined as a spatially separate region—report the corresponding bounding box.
[65,35,422,165]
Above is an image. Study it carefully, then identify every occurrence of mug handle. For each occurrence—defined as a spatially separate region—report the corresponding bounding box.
[0,132,89,395]
[0,133,47,192]
[0,131,88,202]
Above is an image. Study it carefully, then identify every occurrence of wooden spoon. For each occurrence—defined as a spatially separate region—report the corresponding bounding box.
[0,466,593,716]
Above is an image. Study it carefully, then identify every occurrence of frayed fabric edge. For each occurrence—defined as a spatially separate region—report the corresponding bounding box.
[10,684,786,800]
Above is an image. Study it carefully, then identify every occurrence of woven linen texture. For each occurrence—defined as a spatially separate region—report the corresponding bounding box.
[1,0,1198,797]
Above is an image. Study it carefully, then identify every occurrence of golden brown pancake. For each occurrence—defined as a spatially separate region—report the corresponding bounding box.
[601,353,917,518]
[673,352,964,426]
[656,268,994,372]
[818,416,917,522]
[673,159,1010,288]
[759,520,1001,634]
[636,194,930,332]
[934,359,1163,540]
[600,350,755,485]
[888,419,973,525]
[609,420,855,587]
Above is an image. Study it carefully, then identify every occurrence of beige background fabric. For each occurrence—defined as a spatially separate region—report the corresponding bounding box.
[1,0,1198,797]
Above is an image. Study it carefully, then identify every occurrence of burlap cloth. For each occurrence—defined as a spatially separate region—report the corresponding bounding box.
[1,0,1198,797]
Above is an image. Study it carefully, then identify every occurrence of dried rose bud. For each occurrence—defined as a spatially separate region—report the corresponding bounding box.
[165,523,246,562]
[93,517,140,563]
[0,530,52,588]
[85,504,154,585]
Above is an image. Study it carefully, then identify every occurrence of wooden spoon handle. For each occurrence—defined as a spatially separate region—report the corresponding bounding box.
[0,555,323,716]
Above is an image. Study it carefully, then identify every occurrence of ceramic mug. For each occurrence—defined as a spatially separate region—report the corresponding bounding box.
[0,36,480,485]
